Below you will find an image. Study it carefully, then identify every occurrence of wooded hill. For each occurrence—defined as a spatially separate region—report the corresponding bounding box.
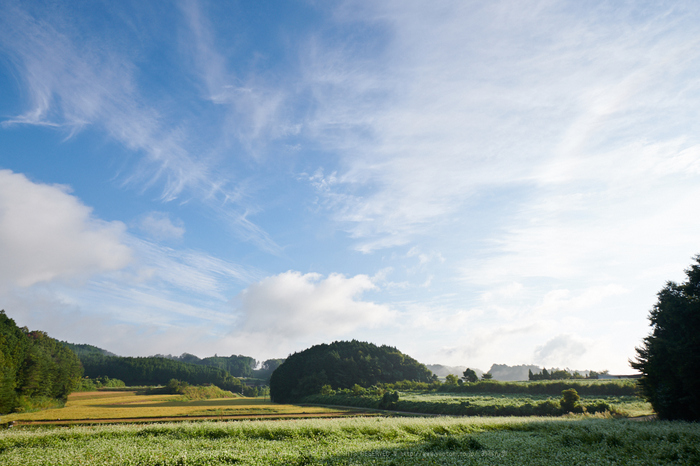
[0,310,83,414]
[270,340,434,403]
[68,343,243,392]
[153,352,285,381]
[67,343,285,390]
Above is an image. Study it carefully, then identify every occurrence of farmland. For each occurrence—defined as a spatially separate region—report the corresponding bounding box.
[0,391,360,425]
[1,386,695,465]
[1,416,699,465]
[302,383,652,418]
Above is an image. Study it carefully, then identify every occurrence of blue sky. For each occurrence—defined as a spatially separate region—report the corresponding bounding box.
[1,0,699,373]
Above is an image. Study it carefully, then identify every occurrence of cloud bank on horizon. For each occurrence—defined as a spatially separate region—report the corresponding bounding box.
[1,0,699,373]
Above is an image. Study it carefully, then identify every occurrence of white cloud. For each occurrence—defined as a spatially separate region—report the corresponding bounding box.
[0,2,281,253]
[234,271,394,338]
[301,0,700,257]
[138,212,185,241]
[533,334,589,368]
[0,170,132,289]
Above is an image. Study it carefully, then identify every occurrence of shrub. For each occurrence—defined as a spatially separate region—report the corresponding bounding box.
[561,389,582,413]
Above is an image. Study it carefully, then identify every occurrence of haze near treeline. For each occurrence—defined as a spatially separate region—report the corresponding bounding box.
[1,1,700,374]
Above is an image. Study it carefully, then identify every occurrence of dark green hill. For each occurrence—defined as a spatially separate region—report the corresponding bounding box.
[0,310,83,414]
[270,340,433,403]
[64,342,118,358]
[157,353,257,378]
[76,352,243,392]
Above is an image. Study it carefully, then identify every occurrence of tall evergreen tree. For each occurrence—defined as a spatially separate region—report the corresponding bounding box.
[631,255,700,421]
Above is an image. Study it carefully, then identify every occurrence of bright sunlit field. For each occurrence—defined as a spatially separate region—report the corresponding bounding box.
[0,391,355,424]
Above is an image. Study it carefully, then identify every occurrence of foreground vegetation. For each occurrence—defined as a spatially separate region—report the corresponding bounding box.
[1,416,698,465]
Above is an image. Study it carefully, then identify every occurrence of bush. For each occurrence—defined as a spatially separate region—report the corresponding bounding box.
[560,389,582,413]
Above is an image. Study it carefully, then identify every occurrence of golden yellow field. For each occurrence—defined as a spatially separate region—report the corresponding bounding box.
[2,391,358,424]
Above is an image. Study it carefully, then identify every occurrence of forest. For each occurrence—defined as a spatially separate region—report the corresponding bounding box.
[72,348,244,392]
[270,340,434,403]
[0,310,83,414]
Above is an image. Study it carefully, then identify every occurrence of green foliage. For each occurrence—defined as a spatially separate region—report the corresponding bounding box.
[1,417,699,465]
[433,379,636,396]
[529,367,597,380]
[0,311,83,414]
[198,355,256,378]
[444,374,459,385]
[77,352,243,392]
[379,390,399,409]
[481,373,493,380]
[631,255,700,421]
[462,368,478,383]
[560,389,582,413]
[252,358,285,381]
[270,340,433,403]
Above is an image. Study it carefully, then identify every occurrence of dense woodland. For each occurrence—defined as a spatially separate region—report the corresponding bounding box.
[155,352,285,381]
[69,344,244,392]
[270,340,434,403]
[0,310,83,414]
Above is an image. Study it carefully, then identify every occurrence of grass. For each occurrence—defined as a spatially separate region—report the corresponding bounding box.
[399,392,654,417]
[0,416,698,465]
[0,391,354,424]
[303,391,654,418]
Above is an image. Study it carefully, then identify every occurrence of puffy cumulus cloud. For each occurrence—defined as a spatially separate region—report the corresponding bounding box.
[235,271,394,338]
[0,170,132,289]
[138,212,185,241]
[533,334,588,368]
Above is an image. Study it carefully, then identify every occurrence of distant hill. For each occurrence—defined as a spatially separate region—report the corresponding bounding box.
[154,353,285,381]
[487,364,543,381]
[427,364,483,379]
[64,342,118,358]
[65,343,283,384]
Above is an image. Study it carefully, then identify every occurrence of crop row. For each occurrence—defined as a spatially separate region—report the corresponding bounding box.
[1,417,699,465]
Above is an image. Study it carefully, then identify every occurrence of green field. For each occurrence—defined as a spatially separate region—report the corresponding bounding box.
[1,416,699,465]
[398,392,653,417]
[303,389,653,418]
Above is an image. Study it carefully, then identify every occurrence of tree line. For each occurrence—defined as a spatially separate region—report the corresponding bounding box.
[0,310,83,414]
[528,368,606,381]
[72,349,244,392]
[155,352,284,381]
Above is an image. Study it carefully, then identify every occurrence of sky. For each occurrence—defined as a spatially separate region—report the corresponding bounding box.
[1,0,699,374]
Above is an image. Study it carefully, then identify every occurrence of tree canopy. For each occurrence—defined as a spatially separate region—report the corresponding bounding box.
[0,310,83,414]
[631,255,700,421]
[76,352,243,392]
[269,340,433,403]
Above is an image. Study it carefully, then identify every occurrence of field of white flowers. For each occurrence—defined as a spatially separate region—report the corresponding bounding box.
[1,416,699,465]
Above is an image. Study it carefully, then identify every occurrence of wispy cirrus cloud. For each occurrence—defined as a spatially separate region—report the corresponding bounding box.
[179,0,295,154]
[302,0,700,258]
[0,1,281,253]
